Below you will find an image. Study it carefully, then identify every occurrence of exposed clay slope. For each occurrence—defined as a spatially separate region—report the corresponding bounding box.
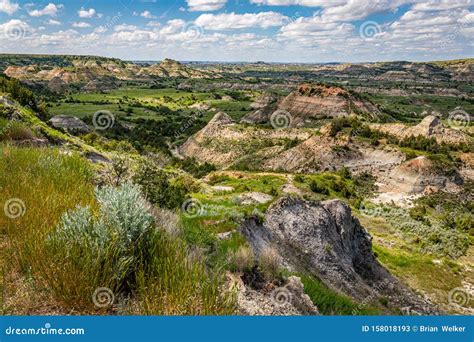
[379,156,463,195]
[241,84,379,126]
[262,128,404,175]
[240,197,439,314]
[3,56,213,92]
[370,115,472,145]
[140,59,213,78]
[178,112,313,167]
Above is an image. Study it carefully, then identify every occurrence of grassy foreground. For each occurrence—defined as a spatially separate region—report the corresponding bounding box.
[0,145,235,314]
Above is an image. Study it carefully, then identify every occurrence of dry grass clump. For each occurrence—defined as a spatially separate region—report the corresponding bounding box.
[232,246,254,272]
[259,246,281,281]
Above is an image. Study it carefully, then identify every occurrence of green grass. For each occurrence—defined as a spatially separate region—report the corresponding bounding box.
[0,145,96,312]
[365,93,474,122]
[300,275,383,315]
[373,245,467,301]
[358,213,473,311]
[1,146,235,314]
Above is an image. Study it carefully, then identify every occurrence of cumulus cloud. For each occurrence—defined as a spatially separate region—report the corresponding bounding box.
[0,19,31,38]
[141,11,156,19]
[186,0,227,11]
[278,15,354,45]
[195,12,288,30]
[72,22,92,28]
[147,21,161,27]
[250,0,345,6]
[78,8,102,18]
[0,0,19,15]
[28,3,63,17]
[46,19,61,26]
[114,24,139,31]
[2,0,472,62]
[411,0,472,12]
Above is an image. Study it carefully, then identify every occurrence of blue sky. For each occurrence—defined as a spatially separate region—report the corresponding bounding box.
[0,0,472,62]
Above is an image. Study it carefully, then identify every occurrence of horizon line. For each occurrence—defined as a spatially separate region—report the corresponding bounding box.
[0,53,473,65]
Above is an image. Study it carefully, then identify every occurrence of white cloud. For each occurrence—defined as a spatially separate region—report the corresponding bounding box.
[195,12,288,30]
[78,8,102,18]
[46,19,61,26]
[0,0,19,15]
[94,26,108,34]
[250,0,344,6]
[141,10,156,19]
[411,0,472,12]
[2,1,472,63]
[187,0,227,12]
[147,21,161,27]
[278,15,354,45]
[72,22,92,28]
[158,19,186,35]
[28,3,63,17]
[114,24,138,31]
[251,0,417,22]
[321,0,412,22]
[0,19,31,37]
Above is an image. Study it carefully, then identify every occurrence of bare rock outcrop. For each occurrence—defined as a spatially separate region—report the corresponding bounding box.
[228,273,319,315]
[49,115,91,134]
[240,196,439,314]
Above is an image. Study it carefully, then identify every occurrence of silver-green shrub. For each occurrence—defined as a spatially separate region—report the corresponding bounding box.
[48,182,154,287]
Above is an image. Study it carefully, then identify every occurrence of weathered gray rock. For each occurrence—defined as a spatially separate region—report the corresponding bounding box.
[240,196,439,314]
[49,115,91,134]
[228,272,319,315]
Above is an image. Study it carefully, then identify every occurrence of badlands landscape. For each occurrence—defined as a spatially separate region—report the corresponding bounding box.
[0,54,473,315]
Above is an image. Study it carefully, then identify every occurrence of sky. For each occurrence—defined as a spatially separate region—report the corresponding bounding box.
[0,0,472,63]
